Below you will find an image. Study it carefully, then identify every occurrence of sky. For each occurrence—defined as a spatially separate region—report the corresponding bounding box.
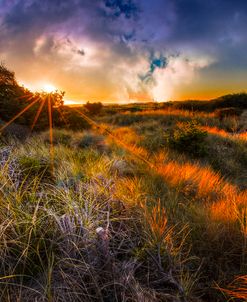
[0,0,247,104]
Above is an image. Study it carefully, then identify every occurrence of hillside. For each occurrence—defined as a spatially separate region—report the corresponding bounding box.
[166,93,247,112]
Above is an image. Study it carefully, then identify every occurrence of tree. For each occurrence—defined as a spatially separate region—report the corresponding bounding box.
[0,63,28,120]
[0,63,17,86]
[0,64,89,132]
[0,63,66,130]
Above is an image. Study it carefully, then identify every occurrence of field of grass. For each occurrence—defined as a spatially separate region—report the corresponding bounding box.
[0,105,246,301]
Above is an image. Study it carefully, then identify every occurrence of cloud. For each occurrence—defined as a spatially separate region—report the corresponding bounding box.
[0,0,246,102]
[103,0,139,19]
[149,54,215,102]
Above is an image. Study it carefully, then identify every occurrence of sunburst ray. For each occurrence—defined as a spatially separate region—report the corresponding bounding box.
[48,94,54,175]
[30,97,45,131]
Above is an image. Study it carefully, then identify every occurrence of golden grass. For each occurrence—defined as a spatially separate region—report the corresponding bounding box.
[111,126,142,145]
[122,108,215,119]
[141,199,168,243]
[202,125,247,141]
[107,126,247,227]
[239,132,247,140]
[156,158,247,225]
[221,275,247,300]
[102,125,149,160]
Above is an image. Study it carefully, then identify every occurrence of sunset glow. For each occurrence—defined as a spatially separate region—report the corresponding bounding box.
[42,84,57,93]
[1,1,247,103]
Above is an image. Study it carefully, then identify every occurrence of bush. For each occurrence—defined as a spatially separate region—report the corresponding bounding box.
[83,102,103,115]
[166,120,207,157]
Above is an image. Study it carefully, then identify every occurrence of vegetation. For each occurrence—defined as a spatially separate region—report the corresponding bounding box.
[0,65,246,301]
[0,63,89,132]
[165,120,208,157]
[167,93,247,112]
[84,101,103,115]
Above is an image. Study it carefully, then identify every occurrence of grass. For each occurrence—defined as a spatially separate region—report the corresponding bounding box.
[0,106,246,301]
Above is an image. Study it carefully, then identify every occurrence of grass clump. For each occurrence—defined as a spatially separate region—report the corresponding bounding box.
[77,132,106,151]
[18,155,51,180]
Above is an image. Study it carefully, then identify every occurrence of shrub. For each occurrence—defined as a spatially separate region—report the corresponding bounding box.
[166,120,207,157]
[62,108,91,130]
[83,102,103,115]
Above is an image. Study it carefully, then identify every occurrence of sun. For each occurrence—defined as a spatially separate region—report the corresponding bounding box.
[42,83,57,93]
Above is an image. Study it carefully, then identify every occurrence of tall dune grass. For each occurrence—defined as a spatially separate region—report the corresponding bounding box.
[0,134,202,301]
[0,104,246,301]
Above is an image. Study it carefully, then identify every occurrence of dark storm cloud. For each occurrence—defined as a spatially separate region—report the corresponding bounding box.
[0,0,140,55]
[1,0,247,61]
[2,0,139,33]
[103,0,139,19]
[171,0,247,41]
[3,0,77,34]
